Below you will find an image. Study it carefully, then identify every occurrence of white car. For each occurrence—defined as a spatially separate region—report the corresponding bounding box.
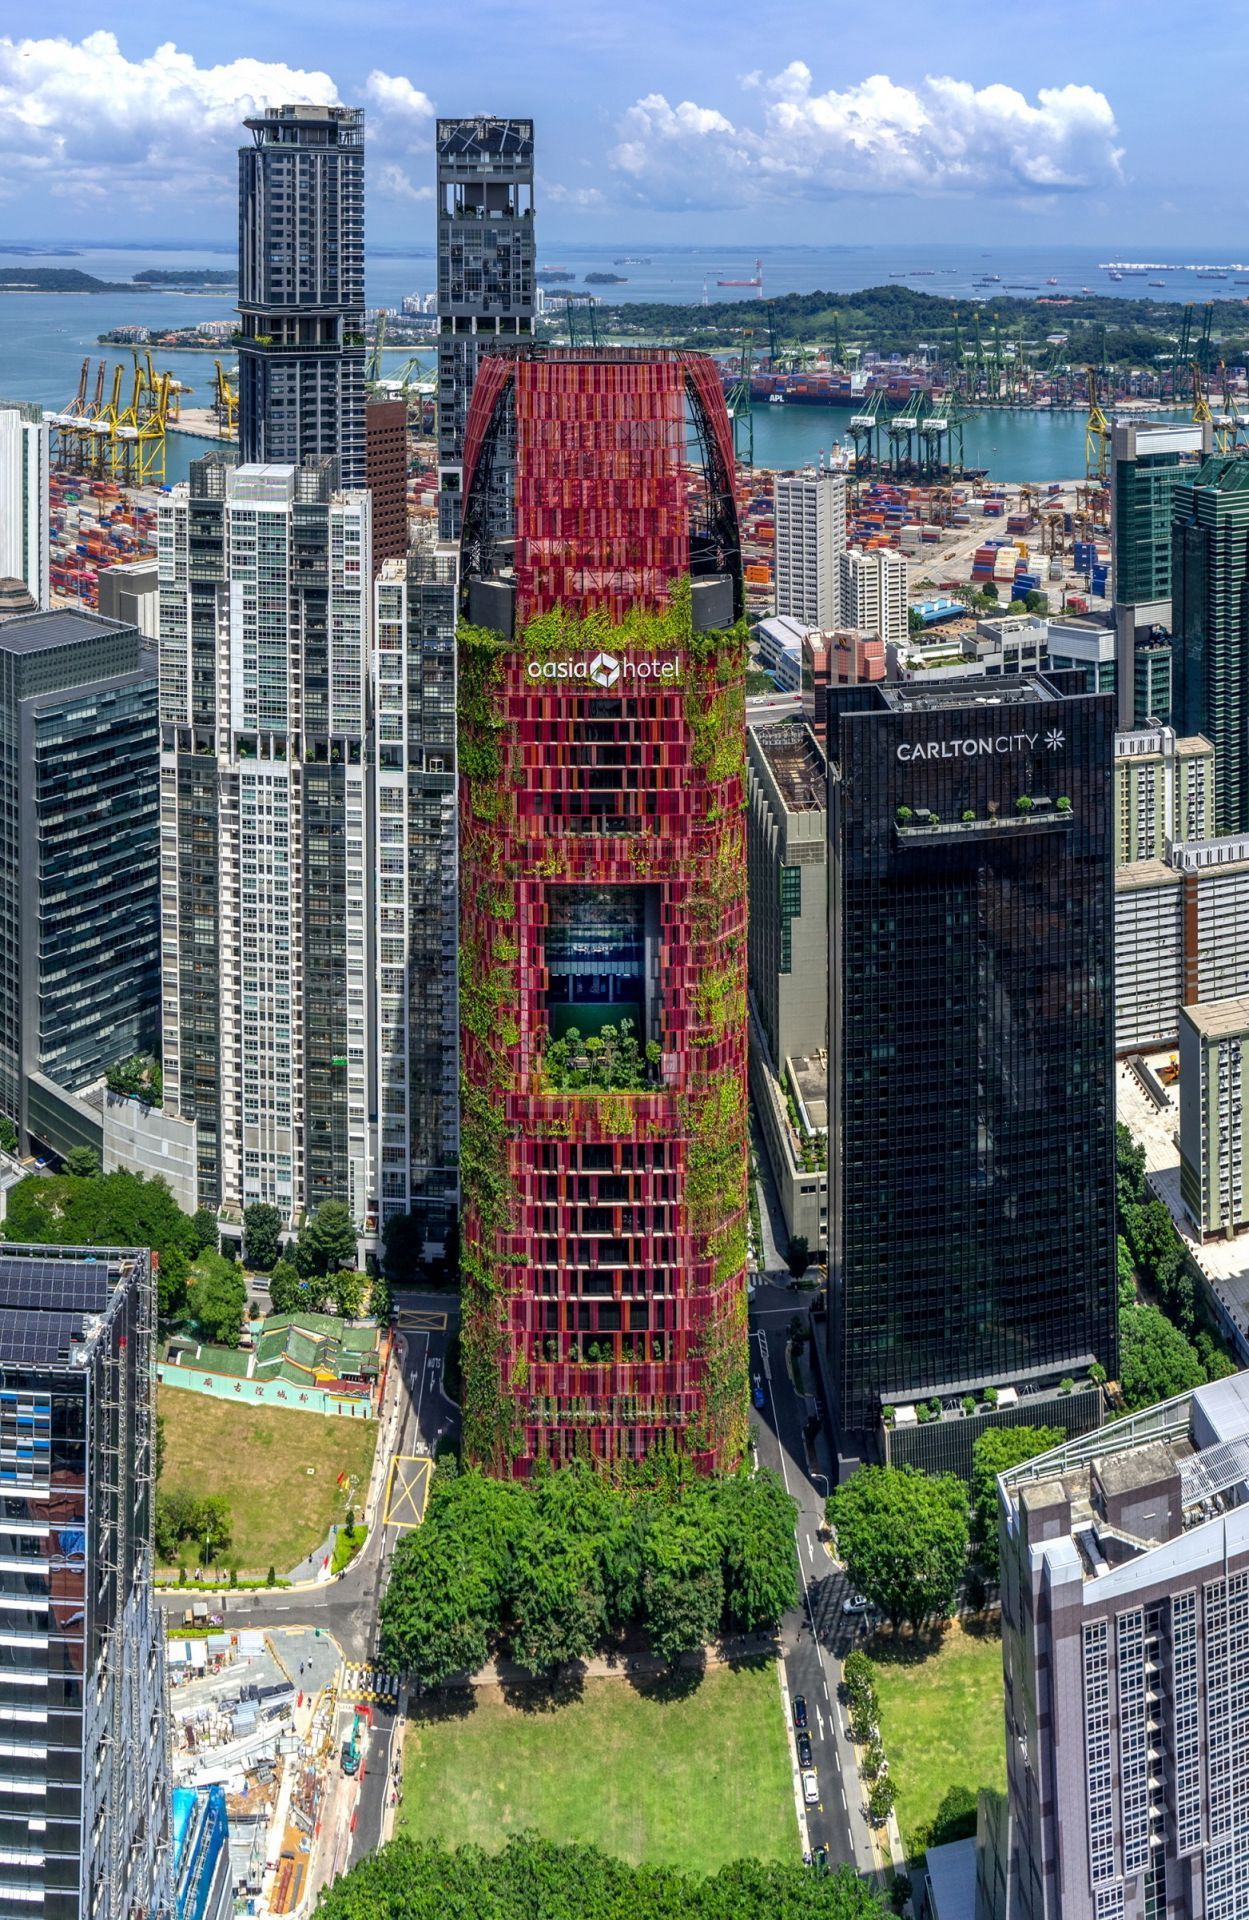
[842,1592,870,1615]
[802,1769,820,1806]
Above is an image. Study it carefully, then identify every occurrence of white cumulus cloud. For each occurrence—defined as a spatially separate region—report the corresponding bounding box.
[610,63,1122,210]
[0,34,436,207]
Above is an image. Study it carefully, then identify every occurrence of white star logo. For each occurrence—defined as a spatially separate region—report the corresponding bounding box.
[1045,728,1065,751]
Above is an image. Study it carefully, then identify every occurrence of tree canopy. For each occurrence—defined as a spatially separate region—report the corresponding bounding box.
[380,1463,797,1683]
[1119,1303,1206,1411]
[242,1202,283,1273]
[187,1252,246,1349]
[292,1200,358,1277]
[828,1466,968,1631]
[2,1170,199,1264]
[970,1426,1064,1578]
[310,1834,885,1920]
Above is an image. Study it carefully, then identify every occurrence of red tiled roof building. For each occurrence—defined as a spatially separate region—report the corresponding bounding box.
[457,349,749,1476]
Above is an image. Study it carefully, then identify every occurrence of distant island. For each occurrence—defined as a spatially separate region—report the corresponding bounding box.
[585,272,628,285]
[134,268,237,288]
[0,245,81,257]
[0,268,138,293]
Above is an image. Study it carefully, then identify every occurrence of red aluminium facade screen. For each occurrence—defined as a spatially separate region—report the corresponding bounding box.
[458,349,749,1478]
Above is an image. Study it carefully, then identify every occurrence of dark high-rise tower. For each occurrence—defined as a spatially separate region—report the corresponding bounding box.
[1172,452,1249,831]
[457,349,747,1479]
[237,105,366,486]
[826,676,1118,1475]
[435,116,534,540]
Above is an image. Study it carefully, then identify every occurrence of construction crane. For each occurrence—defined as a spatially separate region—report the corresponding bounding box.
[848,388,887,480]
[564,293,600,351]
[213,360,239,436]
[1168,305,1194,401]
[725,330,754,468]
[886,388,929,475]
[1197,304,1215,378]
[1084,366,1110,483]
[1190,361,1232,454]
[367,313,387,386]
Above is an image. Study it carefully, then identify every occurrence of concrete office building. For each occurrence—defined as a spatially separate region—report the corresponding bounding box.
[435,116,535,539]
[839,545,909,647]
[754,613,808,693]
[96,557,158,640]
[746,720,828,1254]
[774,468,847,630]
[996,1374,1249,1920]
[237,105,366,487]
[1114,835,1249,1055]
[800,628,886,741]
[0,400,49,605]
[826,676,1117,1475]
[1110,416,1210,726]
[1172,453,1249,831]
[373,550,459,1254]
[0,608,159,1154]
[1179,998,1249,1241]
[0,1243,172,1920]
[157,456,373,1232]
[1114,724,1215,864]
[1046,617,1118,697]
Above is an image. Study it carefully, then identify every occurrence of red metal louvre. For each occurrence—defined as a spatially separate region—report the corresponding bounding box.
[513,356,689,623]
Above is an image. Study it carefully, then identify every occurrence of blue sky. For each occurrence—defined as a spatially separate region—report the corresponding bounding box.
[0,2,1243,247]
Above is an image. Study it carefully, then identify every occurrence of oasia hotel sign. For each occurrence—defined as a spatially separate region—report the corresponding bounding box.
[526,651,682,689]
[896,727,1065,762]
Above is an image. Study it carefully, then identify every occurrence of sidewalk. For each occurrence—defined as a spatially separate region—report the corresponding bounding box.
[417,1630,784,1695]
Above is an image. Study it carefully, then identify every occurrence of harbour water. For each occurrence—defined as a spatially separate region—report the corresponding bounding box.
[0,242,1211,484]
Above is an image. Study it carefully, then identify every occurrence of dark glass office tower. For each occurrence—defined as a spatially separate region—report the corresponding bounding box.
[0,1244,172,1920]
[826,675,1117,1475]
[238,105,366,486]
[0,608,158,1153]
[1172,452,1249,831]
[435,116,534,539]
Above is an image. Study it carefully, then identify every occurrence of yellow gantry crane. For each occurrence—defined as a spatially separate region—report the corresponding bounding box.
[1084,366,1110,483]
[213,359,239,435]
[1191,361,1232,454]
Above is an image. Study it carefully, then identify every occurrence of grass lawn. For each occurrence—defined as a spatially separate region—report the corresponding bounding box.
[157,1386,377,1575]
[401,1662,797,1874]
[871,1621,1006,1855]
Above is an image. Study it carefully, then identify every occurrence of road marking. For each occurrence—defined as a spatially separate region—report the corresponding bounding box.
[396,1309,447,1331]
[817,1706,825,1741]
[806,1533,813,1560]
[384,1455,432,1529]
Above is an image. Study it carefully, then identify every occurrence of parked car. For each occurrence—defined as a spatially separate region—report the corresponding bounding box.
[842,1592,870,1615]
[811,1845,830,1875]
[792,1694,808,1730]
[797,1730,813,1768]
[802,1769,819,1805]
[752,1381,766,1410]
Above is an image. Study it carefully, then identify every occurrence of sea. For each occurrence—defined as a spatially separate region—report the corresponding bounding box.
[0,241,1233,485]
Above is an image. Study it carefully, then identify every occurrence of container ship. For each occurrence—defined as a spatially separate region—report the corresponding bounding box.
[746,369,931,408]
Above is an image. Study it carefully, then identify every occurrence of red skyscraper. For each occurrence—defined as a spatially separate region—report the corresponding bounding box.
[458,349,749,1477]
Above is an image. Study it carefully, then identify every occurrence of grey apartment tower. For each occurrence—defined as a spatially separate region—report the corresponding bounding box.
[0,1244,172,1919]
[237,105,366,487]
[436,116,534,538]
[996,1374,1249,1920]
[0,608,159,1156]
[826,675,1118,1474]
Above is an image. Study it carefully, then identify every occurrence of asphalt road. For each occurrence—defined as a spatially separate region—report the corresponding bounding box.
[749,1283,876,1875]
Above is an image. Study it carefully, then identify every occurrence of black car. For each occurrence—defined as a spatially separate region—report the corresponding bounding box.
[797,1730,813,1768]
[792,1694,808,1730]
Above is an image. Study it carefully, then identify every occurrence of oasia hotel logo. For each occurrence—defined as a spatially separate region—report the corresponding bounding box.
[527,652,680,686]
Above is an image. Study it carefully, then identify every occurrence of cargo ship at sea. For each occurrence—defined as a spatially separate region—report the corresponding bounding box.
[744,369,930,409]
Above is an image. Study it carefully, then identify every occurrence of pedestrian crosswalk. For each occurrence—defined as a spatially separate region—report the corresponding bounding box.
[342,1662,400,1706]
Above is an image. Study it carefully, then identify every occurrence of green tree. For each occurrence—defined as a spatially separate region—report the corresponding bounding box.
[189,1209,218,1255]
[197,1494,233,1566]
[0,1116,16,1155]
[189,1253,246,1348]
[293,1200,358,1277]
[828,1466,969,1632]
[786,1233,810,1279]
[641,1494,725,1664]
[242,1201,283,1273]
[716,1468,799,1631]
[508,1519,607,1676]
[309,1835,887,1919]
[970,1426,1064,1577]
[1119,1303,1206,1410]
[267,1259,304,1316]
[379,1467,519,1684]
[155,1245,189,1323]
[331,1269,367,1319]
[62,1145,100,1178]
[2,1169,198,1264]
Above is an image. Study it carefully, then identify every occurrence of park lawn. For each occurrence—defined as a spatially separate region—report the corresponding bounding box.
[871,1621,1006,1855]
[401,1662,797,1874]
[157,1386,377,1575]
